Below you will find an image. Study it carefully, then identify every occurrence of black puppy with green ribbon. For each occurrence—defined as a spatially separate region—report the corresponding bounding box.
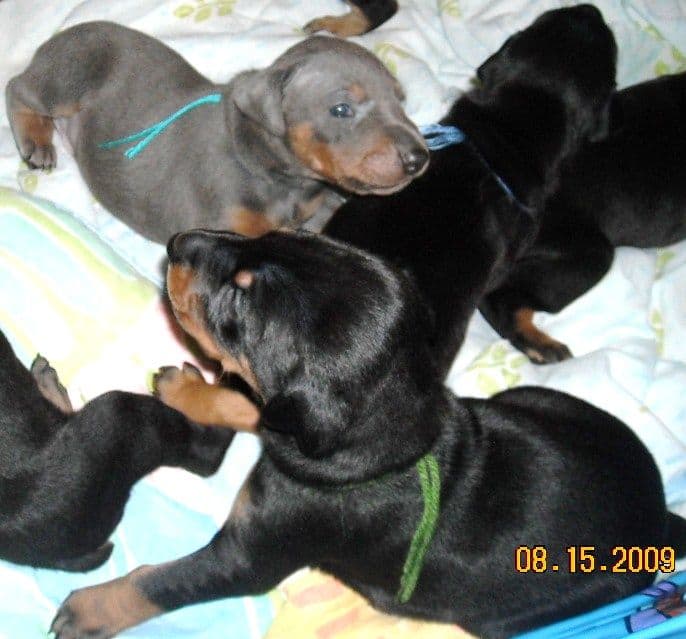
[52,229,686,639]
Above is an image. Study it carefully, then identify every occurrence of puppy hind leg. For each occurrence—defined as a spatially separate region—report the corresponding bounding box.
[479,231,613,364]
[6,77,58,169]
[6,75,83,170]
[480,287,573,364]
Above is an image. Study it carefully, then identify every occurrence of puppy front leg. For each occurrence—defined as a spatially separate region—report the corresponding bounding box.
[51,519,292,639]
[154,362,260,433]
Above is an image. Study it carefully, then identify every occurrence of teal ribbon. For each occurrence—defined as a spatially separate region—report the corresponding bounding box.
[397,452,441,603]
[98,93,223,159]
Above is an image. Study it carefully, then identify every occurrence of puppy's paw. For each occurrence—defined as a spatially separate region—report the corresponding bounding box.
[153,362,206,407]
[51,570,156,639]
[30,354,73,413]
[520,340,573,365]
[512,309,573,365]
[51,596,112,639]
[303,12,369,37]
[20,139,56,170]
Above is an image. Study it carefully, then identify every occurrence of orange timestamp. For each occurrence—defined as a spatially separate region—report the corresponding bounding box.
[515,545,676,574]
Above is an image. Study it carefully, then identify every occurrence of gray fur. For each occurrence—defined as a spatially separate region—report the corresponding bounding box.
[6,24,427,243]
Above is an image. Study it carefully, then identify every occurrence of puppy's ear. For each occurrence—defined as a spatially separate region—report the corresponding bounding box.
[475,56,493,85]
[261,390,345,459]
[475,38,511,89]
[232,69,291,136]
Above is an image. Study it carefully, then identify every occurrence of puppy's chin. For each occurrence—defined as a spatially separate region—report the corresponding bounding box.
[339,175,414,196]
[167,265,190,305]
[166,264,221,360]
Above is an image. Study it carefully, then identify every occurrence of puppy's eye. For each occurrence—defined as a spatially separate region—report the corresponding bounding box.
[329,103,354,118]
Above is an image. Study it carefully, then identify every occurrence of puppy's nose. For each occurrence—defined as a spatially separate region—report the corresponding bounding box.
[400,147,429,176]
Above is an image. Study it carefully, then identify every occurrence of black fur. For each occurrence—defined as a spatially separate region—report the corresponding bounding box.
[495,69,686,330]
[325,4,619,371]
[52,229,686,639]
[0,330,233,571]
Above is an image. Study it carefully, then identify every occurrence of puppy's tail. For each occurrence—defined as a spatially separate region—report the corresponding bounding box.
[666,512,686,557]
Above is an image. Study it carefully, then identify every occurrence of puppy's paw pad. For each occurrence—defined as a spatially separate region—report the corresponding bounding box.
[30,354,72,413]
[21,140,56,170]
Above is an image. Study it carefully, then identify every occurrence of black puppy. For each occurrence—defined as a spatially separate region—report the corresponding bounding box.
[52,229,686,639]
[0,330,233,571]
[492,70,686,349]
[325,5,618,372]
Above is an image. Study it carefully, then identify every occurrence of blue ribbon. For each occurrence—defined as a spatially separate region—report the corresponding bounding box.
[420,123,466,151]
[99,93,223,159]
[420,122,534,213]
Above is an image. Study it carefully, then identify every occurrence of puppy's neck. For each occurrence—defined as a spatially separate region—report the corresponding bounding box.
[219,90,338,229]
[261,366,448,487]
[448,90,570,211]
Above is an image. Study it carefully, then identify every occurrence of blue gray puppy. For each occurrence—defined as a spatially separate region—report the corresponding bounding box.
[7,26,427,243]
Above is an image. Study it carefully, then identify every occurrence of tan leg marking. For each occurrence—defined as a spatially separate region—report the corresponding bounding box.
[53,566,161,637]
[154,363,259,433]
[303,5,371,37]
[14,110,54,146]
[514,308,572,363]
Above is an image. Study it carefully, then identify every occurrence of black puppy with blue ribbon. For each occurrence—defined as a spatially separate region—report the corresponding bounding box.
[325,4,618,372]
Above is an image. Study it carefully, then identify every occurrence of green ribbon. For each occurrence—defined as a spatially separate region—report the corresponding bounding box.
[397,452,441,603]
